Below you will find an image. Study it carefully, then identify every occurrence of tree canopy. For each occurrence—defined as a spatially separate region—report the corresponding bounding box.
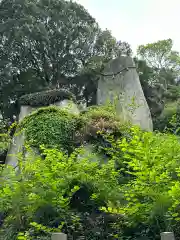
[0,0,131,118]
[137,39,180,88]
[135,39,180,120]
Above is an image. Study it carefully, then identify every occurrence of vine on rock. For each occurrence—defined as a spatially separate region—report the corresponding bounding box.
[19,105,125,154]
[19,106,84,152]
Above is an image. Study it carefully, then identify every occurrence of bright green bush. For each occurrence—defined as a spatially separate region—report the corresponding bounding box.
[3,123,180,239]
[0,146,123,239]
[19,106,84,152]
[102,127,180,238]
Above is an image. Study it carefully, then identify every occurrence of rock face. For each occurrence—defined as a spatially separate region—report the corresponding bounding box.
[6,97,79,168]
[97,56,153,131]
[6,105,35,168]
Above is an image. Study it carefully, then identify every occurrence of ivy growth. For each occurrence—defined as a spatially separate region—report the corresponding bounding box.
[18,105,125,153]
[19,106,84,152]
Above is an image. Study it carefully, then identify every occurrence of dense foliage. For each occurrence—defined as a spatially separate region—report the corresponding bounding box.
[19,106,82,152]
[153,101,180,134]
[19,105,123,153]
[2,0,180,239]
[136,39,180,121]
[0,145,123,239]
[2,126,180,239]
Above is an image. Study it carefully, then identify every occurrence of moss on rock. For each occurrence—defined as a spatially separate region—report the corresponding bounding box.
[19,89,76,107]
[19,106,84,152]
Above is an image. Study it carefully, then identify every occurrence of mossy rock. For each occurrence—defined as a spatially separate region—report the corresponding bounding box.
[19,106,84,152]
[19,89,76,107]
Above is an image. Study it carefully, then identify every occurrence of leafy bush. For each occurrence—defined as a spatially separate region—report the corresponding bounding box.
[19,106,84,152]
[0,146,124,239]
[19,105,125,153]
[0,134,10,156]
[78,105,125,143]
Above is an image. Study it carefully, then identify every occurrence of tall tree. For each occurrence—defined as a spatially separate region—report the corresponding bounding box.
[134,58,165,118]
[137,39,180,88]
[0,0,131,118]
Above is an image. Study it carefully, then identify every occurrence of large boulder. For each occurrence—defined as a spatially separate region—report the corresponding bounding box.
[97,56,153,131]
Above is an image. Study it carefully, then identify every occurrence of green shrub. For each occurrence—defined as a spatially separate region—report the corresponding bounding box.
[102,127,180,239]
[0,120,11,164]
[19,106,84,152]
[78,105,126,144]
[4,112,180,239]
[0,146,124,239]
[0,133,10,155]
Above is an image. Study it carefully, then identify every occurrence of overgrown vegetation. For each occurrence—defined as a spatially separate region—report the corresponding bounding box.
[1,0,180,239]
[19,106,83,152]
[18,105,124,153]
[2,126,180,239]
[19,89,76,107]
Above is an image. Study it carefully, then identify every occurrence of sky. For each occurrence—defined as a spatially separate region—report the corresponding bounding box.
[75,0,180,55]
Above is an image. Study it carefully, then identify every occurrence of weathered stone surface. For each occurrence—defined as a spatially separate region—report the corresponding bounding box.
[6,105,36,168]
[160,232,175,240]
[97,56,153,131]
[51,233,67,240]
